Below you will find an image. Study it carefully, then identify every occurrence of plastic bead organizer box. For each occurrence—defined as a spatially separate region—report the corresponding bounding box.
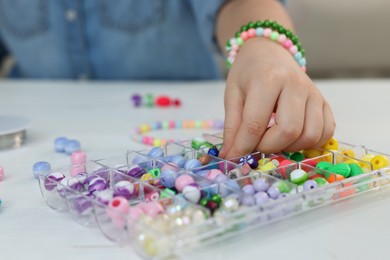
[38,133,390,259]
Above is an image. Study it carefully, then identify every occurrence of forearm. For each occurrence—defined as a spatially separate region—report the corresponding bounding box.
[216,0,293,54]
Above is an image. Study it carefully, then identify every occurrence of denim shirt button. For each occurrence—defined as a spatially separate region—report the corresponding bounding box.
[65,9,78,22]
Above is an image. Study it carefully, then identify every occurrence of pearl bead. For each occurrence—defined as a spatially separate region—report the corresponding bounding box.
[303,179,318,191]
[253,178,270,192]
[175,175,195,192]
[160,170,178,188]
[183,185,201,203]
[242,184,255,195]
[254,191,270,205]
[222,197,239,212]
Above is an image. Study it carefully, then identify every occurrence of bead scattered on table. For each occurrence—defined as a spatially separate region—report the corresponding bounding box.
[130,93,181,108]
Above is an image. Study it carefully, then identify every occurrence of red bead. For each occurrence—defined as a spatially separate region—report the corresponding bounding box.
[206,200,218,213]
[173,99,181,106]
[155,95,171,107]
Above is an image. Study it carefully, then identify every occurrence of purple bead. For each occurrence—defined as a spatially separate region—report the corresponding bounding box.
[127,165,147,178]
[131,93,142,107]
[303,179,318,191]
[83,174,99,186]
[254,191,270,205]
[44,172,65,191]
[113,181,134,200]
[240,194,255,207]
[253,178,270,192]
[68,178,84,192]
[242,184,255,195]
[93,168,110,181]
[267,186,281,199]
[213,119,224,129]
[239,154,258,169]
[95,190,113,205]
[73,196,93,215]
[56,178,69,198]
[88,177,108,193]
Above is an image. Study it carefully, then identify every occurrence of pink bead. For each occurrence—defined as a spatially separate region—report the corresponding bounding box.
[240,31,249,41]
[205,169,223,181]
[229,38,237,45]
[175,174,195,192]
[127,206,145,222]
[71,151,87,165]
[277,34,287,43]
[289,45,298,54]
[302,66,307,73]
[70,165,85,177]
[169,120,176,129]
[142,136,149,144]
[247,28,256,38]
[283,39,293,49]
[263,28,272,37]
[229,50,237,58]
[138,201,164,217]
[145,190,160,202]
[0,166,3,181]
[107,197,129,228]
[231,44,239,51]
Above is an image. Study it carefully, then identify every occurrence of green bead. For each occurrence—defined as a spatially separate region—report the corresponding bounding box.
[226,40,231,47]
[349,163,364,177]
[276,181,291,193]
[327,163,351,178]
[248,21,255,28]
[301,49,305,56]
[191,137,208,150]
[235,32,241,38]
[290,152,305,162]
[200,198,209,207]
[195,120,202,129]
[226,60,232,69]
[285,30,293,38]
[255,20,263,28]
[278,26,286,34]
[240,25,248,32]
[148,168,161,178]
[313,177,328,187]
[145,93,154,107]
[162,121,169,129]
[263,20,271,27]
[160,188,176,199]
[271,21,280,30]
[291,35,299,44]
[236,37,244,46]
[282,152,291,158]
[270,31,279,41]
[210,194,222,205]
[315,161,332,174]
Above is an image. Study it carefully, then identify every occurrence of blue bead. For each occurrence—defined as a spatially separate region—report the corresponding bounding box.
[298,57,307,66]
[165,155,186,168]
[160,170,179,188]
[294,52,302,61]
[195,169,209,177]
[33,161,51,178]
[54,137,69,153]
[256,28,264,36]
[184,159,202,170]
[147,147,164,158]
[64,140,81,155]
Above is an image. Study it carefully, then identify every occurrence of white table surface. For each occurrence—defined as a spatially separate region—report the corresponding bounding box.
[1,79,390,260]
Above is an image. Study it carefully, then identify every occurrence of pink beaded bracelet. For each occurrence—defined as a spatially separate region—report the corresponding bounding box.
[226,20,307,72]
[130,119,224,146]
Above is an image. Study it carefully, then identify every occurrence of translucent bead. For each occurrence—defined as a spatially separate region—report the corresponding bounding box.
[298,57,307,66]
[263,28,272,37]
[270,31,279,41]
[277,34,287,43]
[289,45,298,54]
[236,37,244,46]
[255,27,264,36]
[294,52,303,61]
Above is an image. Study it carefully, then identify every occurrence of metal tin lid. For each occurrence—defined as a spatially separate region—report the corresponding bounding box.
[0,116,31,150]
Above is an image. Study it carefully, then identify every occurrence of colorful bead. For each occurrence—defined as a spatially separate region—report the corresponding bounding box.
[303,179,318,191]
[183,185,201,203]
[113,181,135,200]
[371,155,389,170]
[33,161,51,179]
[175,175,195,192]
[289,169,309,185]
[160,170,179,188]
[131,93,142,107]
[321,137,339,151]
[44,172,65,191]
[64,140,81,155]
[54,137,69,152]
[70,150,87,165]
[253,178,270,192]
[0,166,4,182]
[107,197,129,228]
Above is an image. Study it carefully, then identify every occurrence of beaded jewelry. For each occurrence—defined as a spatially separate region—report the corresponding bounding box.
[130,119,224,146]
[225,20,307,72]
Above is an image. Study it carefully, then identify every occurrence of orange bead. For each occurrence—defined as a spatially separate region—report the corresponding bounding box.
[327,174,345,183]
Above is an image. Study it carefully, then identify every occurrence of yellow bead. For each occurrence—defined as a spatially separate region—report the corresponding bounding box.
[340,149,355,158]
[153,138,161,147]
[371,155,389,170]
[259,162,277,173]
[321,150,335,163]
[144,238,158,256]
[321,137,339,151]
[140,124,150,134]
[303,149,322,158]
[140,173,153,181]
[257,158,271,167]
[344,159,359,165]
[360,154,375,168]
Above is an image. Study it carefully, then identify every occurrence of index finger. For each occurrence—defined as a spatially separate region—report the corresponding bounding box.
[224,83,279,159]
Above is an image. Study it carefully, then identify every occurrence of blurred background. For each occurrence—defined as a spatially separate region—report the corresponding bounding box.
[287,0,390,78]
[0,1,389,79]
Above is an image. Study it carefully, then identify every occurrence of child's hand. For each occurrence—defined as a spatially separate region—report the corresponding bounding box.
[220,38,335,159]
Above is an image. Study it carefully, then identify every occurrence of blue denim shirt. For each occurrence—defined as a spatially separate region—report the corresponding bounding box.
[0,0,225,80]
